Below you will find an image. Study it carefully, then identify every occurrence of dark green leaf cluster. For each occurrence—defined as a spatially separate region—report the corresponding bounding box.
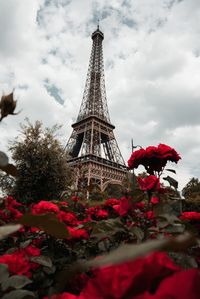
[8,120,73,203]
[182,177,200,200]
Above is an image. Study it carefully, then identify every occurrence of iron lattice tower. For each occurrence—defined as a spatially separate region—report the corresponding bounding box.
[66,26,127,192]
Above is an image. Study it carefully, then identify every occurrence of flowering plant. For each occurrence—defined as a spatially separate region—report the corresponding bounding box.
[0,144,200,299]
[128,143,181,175]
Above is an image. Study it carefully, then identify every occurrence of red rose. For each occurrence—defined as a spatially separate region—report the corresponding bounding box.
[145,146,159,159]
[112,204,120,214]
[0,252,31,277]
[135,269,200,299]
[5,196,22,208]
[103,198,119,207]
[157,143,181,163]
[128,148,146,169]
[6,206,23,219]
[47,252,200,299]
[180,211,200,221]
[71,196,80,202]
[96,209,109,219]
[32,200,59,214]
[67,227,89,240]
[118,197,132,216]
[127,144,181,174]
[23,245,41,257]
[45,293,78,299]
[57,211,77,226]
[137,176,160,192]
[78,252,180,298]
[86,207,96,216]
[133,202,145,210]
[146,210,155,220]
[150,197,160,204]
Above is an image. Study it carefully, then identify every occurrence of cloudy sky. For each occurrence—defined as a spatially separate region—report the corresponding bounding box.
[0,0,200,190]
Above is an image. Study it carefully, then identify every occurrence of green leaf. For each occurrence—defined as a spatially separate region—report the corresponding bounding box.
[43,265,56,275]
[0,224,22,240]
[0,264,9,283]
[17,213,69,239]
[53,261,85,295]
[20,240,32,249]
[86,233,196,268]
[165,169,176,174]
[163,176,178,189]
[2,290,35,299]
[157,214,185,233]
[169,252,198,269]
[1,275,32,291]
[154,203,185,233]
[154,203,174,217]
[91,218,124,235]
[30,255,52,268]
[5,248,16,254]
[129,226,144,241]
[98,239,110,252]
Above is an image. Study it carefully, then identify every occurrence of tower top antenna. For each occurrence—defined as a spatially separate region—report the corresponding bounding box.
[97,19,100,30]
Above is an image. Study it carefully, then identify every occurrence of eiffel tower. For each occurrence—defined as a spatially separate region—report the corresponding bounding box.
[66,25,127,192]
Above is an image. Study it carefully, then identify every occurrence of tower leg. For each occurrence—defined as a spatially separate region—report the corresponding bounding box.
[87,163,92,200]
[100,169,103,191]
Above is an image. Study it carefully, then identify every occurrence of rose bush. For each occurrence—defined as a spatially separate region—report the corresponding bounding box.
[1,144,200,299]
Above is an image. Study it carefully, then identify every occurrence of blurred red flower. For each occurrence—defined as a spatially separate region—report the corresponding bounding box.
[96,209,109,219]
[67,227,89,240]
[23,245,41,257]
[71,196,80,202]
[57,211,77,226]
[49,252,197,299]
[137,175,160,192]
[134,269,200,299]
[118,197,132,216]
[103,198,119,207]
[0,252,31,277]
[32,200,59,215]
[5,196,22,208]
[150,197,160,204]
[180,211,200,221]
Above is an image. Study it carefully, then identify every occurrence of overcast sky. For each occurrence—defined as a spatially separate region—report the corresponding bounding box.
[0,0,200,190]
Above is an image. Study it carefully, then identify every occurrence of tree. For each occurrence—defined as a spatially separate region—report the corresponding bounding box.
[181,177,200,212]
[0,172,15,196]
[8,120,73,204]
[182,177,200,200]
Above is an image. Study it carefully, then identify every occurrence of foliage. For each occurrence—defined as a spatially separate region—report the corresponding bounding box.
[104,183,123,199]
[182,177,200,200]
[1,142,200,299]
[0,173,15,196]
[8,120,72,204]
[181,178,200,212]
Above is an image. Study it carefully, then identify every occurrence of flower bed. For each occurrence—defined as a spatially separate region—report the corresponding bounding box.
[0,144,200,299]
